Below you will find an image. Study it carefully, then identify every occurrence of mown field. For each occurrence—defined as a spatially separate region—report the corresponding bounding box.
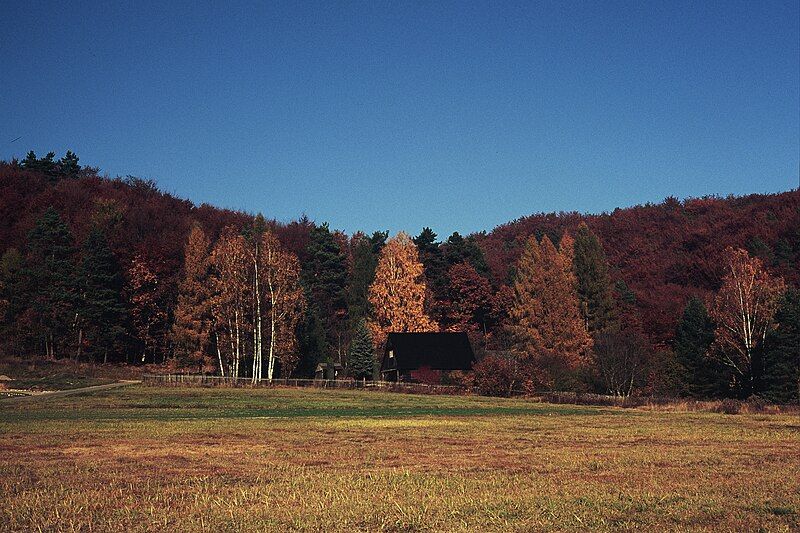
[1,386,799,532]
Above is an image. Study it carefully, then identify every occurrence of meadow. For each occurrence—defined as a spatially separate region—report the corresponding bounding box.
[1,386,799,532]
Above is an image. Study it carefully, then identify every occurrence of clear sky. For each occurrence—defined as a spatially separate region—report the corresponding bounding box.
[2,1,798,237]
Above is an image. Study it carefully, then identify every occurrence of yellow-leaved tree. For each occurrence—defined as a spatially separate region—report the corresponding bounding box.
[507,234,591,390]
[368,232,437,350]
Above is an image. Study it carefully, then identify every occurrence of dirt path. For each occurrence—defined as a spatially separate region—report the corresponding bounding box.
[1,380,141,401]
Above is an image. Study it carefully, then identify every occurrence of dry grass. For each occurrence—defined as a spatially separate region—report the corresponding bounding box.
[1,386,798,531]
[0,356,145,391]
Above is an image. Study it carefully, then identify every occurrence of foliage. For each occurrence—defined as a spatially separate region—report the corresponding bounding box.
[443,261,494,334]
[126,253,169,364]
[674,297,729,397]
[260,230,306,379]
[708,247,785,396]
[368,232,437,348]
[78,229,129,363]
[472,353,522,396]
[347,233,377,324]
[762,289,800,403]
[209,227,251,377]
[26,207,80,358]
[21,150,84,182]
[477,192,800,345]
[507,234,592,389]
[413,227,449,320]
[301,223,349,362]
[573,222,617,332]
[591,327,652,397]
[347,319,374,379]
[442,232,490,277]
[171,225,214,372]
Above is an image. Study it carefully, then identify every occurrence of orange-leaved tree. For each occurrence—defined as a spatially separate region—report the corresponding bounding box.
[126,253,167,364]
[260,230,306,380]
[709,247,784,395]
[507,234,591,389]
[210,226,251,378]
[171,224,214,372]
[368,232,437,349]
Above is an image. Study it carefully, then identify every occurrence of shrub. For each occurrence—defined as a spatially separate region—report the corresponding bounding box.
[716,399,741,414]
[472,354,521,397]
[410,366,442,385]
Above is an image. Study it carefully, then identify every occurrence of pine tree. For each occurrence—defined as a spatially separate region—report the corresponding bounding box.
[297,305,328,377]
[414,228,449,314]
[762,290,800,403]
[507,235,592,389]
[0,249,26,332]
[573,222,617,333]
[26,207,80,358]
[347,233,379,324]
[368,232,437,349]
[348,319,375,380]
[443,232,489,276]
[674,297,728,398]
[172,225,214,371]
[302,223,349,362]
[59,150,82,178]
[79,229,129,363]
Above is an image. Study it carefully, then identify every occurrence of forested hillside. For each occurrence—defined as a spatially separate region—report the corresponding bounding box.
[1,152,798,400]
[479,192,800,345]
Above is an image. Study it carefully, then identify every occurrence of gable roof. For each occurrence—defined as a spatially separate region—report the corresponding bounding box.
[383,332,475,372]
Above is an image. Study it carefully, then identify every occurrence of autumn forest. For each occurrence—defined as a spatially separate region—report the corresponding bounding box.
[1,152,799,402]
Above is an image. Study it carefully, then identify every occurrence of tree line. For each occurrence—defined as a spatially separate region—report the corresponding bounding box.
[0,153,797,401]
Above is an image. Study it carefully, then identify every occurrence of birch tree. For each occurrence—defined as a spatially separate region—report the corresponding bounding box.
[260,230,305,380]
[210,227,250,378]
[709,247,784,395]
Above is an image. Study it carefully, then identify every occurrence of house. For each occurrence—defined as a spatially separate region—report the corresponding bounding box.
[380,332,475,382]
[314,362,344,380]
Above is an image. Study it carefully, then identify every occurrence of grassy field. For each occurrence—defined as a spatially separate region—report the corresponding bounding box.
[1,386,799,532]
[0,357,142,391]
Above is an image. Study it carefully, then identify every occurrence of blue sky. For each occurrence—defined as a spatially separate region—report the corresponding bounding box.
[1,1,798,237]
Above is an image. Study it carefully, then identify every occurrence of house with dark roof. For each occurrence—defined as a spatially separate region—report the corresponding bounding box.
[380,332,475,382]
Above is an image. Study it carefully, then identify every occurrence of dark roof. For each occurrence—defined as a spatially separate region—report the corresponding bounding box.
[382,332,475,372]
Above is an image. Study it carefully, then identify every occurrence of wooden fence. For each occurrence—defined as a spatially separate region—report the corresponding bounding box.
[141,374,471,395]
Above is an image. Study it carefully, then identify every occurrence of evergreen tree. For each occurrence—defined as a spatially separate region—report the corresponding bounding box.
[59,150,82,178]
[302,223,349,361]
[26,207,80,358]
[347,233,379,325]
[369,231,388,254]
[0,248,26,330]
[348,319,375,380]
[79,229,129,363]
[414,227,449,300]
[573,222,617,333]
[296,305,327,377]
[674,297,728,398]
[443,232,490,277]
[762,290,800,403]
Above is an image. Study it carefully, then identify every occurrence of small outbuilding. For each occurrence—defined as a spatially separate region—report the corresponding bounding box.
[380,332,475,382]
[314,362,344,380]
